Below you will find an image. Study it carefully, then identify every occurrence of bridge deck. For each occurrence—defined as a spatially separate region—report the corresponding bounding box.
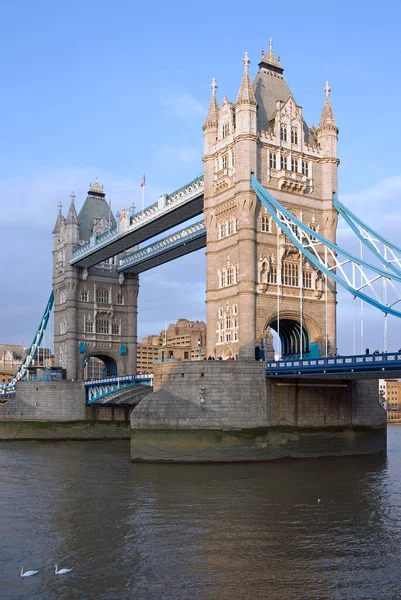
[70,179,204,268]
[266,352,401,378]
[118,221,206,273]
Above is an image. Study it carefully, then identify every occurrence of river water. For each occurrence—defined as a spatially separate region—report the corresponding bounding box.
[1,428,401,600]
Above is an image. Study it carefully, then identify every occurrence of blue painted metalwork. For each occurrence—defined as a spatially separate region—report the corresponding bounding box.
[79,342,87,354]
[251,175,401,318]
[120,344,127,356]
[266,351,401,377]
[118,220,206,272]
[333,194,401,275]
[5,292,54,391]
[85,374,153,404]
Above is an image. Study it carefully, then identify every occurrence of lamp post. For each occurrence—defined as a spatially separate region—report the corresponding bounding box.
[197,339,201,360]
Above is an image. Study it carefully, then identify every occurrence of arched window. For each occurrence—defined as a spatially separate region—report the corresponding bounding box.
[269,153,277,169]
[291,127,298,145]
[96,287,109,304]
[280,124,287,142]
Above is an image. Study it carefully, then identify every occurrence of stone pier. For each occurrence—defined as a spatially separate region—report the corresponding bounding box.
[130,362,387,462]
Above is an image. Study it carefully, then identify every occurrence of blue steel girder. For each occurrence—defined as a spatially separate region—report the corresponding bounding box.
[85,374,153,404]
[70,176,204,268]
[251,175,401,318]
[6,291,54,391]
[266,351,401,378]
[118,220,206,273]
[333,194,401,276]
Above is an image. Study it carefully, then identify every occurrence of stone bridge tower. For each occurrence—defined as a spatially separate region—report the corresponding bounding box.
[52,179,139,380]
[203,41,339,360]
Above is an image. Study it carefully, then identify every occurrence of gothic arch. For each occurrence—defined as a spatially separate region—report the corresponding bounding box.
[264,311,324,358]
[82,351,121,379]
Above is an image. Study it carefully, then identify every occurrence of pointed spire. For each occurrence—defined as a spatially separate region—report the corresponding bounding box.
[88,175,105,197]
[66,191,78,223]
[203,78,219,129]
[53,201,65,234]
[260,38,281,69]
[318,81,338,130]
[236,52,257,105]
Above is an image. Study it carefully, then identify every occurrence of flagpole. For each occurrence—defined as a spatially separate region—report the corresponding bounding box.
[141,173,145,213]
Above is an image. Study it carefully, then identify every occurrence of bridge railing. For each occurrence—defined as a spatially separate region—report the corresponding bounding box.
[119,220,206,269]
[266,352,401,375]
[84,373,154,387]
[71,176,204,261]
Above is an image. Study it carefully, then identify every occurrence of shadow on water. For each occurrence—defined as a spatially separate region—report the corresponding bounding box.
[0,428,400,599]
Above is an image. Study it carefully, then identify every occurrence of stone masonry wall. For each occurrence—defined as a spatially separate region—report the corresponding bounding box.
[0,381,87,421]
[131,362,386,431]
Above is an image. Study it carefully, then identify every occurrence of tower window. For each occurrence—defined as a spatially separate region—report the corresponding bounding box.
[85,322,93,334]
[112,322,120,335]
[291,157,298,172]
[280,124,287,142]
[303,271,312,289]
[96,288,109,304]
[302,160,309,176]
[116,293,124,305]
[96,318,109,334]
[261,215,270,232]
[282,262,299,287]
[222,154,228,169]
[222,122,230,138]
[280,155,287,170]
[291,127,298,145]
[80,290,89,302]
[267,266,277,284]
[269,153,277,169]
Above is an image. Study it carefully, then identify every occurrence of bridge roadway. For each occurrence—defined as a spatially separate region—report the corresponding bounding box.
[266,352,401,379]
[70,176,204,268]
[118,220,206,273]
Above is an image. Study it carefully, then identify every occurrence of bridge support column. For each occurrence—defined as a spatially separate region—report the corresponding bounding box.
[125,274,139,374]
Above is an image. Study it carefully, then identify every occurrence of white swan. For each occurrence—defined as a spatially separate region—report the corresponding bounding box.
[20,566,38,577]
[55,564,72,575]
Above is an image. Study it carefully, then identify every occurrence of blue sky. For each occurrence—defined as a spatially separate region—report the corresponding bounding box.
[1,0,401,354]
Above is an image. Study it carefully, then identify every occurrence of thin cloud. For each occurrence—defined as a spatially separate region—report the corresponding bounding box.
[161,93,205,120]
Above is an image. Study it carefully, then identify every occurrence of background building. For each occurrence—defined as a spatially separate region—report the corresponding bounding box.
[0,344,25,384]
[381,379,401,419]
[137,319,207,373]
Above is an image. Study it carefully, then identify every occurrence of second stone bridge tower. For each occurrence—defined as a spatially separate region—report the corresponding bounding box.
[203,41,339,360]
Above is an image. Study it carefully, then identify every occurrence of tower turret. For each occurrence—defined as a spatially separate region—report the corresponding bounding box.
[235,52,257,136]
[317,82,339,199]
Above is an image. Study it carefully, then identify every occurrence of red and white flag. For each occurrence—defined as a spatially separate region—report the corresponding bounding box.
[140,174,146,188]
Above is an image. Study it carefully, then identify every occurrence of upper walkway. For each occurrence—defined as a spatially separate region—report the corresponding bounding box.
[266,352,401,378]
[70,176,204,268]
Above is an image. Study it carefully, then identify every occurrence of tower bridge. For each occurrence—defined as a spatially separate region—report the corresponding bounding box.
[1,39,400,461]
[4,39,401,386]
